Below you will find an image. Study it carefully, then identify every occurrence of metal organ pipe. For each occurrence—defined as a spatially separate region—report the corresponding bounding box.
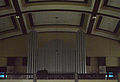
[27,29,86,80]
[27,30,38,78]
[76,30,86,74]
[75,29,86,82]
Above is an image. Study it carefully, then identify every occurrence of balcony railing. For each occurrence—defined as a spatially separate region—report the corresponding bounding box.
[0,73,118,80]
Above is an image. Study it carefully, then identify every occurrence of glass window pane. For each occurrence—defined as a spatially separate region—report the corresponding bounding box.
[109,75,114,77]
[109,72,113,74]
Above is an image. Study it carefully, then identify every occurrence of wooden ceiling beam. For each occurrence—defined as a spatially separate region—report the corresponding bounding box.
[87,0,101,34]
[12,0,27,34]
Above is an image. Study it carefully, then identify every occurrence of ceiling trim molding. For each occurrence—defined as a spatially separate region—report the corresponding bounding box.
[97,13,120,19]
[38,31,77,33]
[22,9,92,14]
[22,9,120,20]
[0,13,16,18]
[25,0,88,4]
[88,34,119,42]
[95,16,120,33]
[0,34,23,40]
[12,0,27,34]
[0,31,76,40]
[28,13,85,28]
[0,0,9,8]
[0,31,119,42]
[87,0,101,34]
[0,16,18,34]
[103,0,120,10]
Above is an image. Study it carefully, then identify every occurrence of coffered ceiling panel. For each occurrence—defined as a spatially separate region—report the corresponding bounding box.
[0,0,9,8]
[0,0,120,40]
[30,12,82,26]
[0,0,6,6]
[0,16,15,32]
[96,16,120,33]
[91,15,120,40]
[0,0,15,17]
[98,0,120,19]
[105,0,120,9]
[21,0,92,13]
[0,15,23,40]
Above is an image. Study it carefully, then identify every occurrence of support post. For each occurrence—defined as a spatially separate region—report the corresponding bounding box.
[33,73,37,82]
[75,73,78,82]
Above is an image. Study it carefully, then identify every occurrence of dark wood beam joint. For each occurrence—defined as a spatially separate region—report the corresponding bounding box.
[87,0,101,34]
[12,0,27,34]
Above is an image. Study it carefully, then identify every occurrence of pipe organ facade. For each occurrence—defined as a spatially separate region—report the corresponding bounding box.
[27,29,86,77]
[38,39,75,73]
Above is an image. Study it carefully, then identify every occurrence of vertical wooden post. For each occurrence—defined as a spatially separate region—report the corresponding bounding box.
[33,73,37,82]
[75,73,78,82]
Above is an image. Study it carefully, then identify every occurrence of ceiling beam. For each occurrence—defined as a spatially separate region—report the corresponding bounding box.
[12,0,27,34]
[87,0,101,34]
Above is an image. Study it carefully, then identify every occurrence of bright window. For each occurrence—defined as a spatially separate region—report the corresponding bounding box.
[106,72,114,78]
[0,72,7,78]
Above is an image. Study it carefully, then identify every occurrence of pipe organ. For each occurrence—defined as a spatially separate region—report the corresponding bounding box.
[27,29,86,78]
[38,39,75,73]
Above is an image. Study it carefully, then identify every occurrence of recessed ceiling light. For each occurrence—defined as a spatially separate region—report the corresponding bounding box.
[92,16,96,19]
[16,16,20,19]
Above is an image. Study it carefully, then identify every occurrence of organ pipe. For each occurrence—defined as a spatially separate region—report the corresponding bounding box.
[38,40,76,73]
[27,30,38,78]
[27,29,86,79]
[76,29,86,74]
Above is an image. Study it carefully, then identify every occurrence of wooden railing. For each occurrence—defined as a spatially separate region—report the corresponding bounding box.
[0,73,118,80]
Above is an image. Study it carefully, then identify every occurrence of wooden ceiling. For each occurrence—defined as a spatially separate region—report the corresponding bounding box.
[0,0,120,40]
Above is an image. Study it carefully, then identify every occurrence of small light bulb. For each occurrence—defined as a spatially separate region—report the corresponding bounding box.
[92,16,96,19]
[16,16,20,19]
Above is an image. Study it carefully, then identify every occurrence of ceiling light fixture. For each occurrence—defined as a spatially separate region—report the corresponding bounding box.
[15,16,20,19]
[92,16,96,19]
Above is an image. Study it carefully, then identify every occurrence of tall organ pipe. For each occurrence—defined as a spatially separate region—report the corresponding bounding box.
[76,29,86,74]
[27,30,38,78]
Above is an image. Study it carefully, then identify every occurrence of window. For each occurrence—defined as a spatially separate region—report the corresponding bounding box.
[106,72,114,78]
[22,57,27,66]
[109,75,114,77]
[0,72,7,78]
[7,57,16,66]
[97,57,106,66]
[0,72,4,78]
[0,67,7,79]
[106,67,120,79]
[106,67,120,75]
[86,57,90,66]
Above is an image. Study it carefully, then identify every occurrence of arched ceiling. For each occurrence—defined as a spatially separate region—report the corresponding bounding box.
[0,0,120,40]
